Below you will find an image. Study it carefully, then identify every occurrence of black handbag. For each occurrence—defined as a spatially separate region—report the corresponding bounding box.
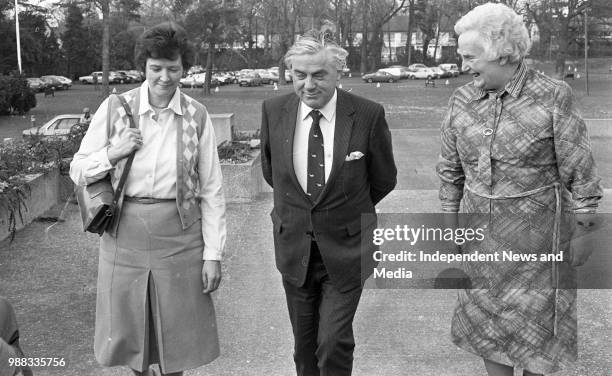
[76,94,137,235]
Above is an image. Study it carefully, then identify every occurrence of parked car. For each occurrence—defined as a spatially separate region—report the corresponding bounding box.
[362,70,400,83]
[179,73,219,88]
[255,69,275,84]
[226,71,237,84]
[238,73,263,87]
[238,69,254,76]
[40,76,64,90]
[268,67,292,82]
[126,70,144,82]
[407,63,427,72]
[267,71,279,83]
[79,72,99,84]
[42,75,72,89]
[26,77,46,92]
[431,66,449,78]
[408,67,438,79]
[22,113,89,139]
[438,63,460,77]
[79,71,121,84]
[187,65,204,74]
[380,66,409,79]
[213,72,232,85]
[110,71,124,84]
[114,71,133,84]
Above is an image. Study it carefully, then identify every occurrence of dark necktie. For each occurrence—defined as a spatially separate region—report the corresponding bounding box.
[307,110,325,201]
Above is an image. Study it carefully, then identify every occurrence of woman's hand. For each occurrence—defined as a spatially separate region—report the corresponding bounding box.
[107,127,143,165]
[568,240,593,267]
[202,260,222,294]
[568,213,598,267]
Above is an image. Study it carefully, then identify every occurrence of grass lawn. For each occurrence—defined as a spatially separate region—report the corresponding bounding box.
[1,65,611,140]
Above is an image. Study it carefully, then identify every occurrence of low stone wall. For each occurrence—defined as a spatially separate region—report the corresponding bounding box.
[0,169,67,242]
[210,113,233,146]
[221,150,264,203]
[585,119,612,138]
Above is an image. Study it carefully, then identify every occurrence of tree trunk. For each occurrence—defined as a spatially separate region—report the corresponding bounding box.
[248,17,253,49]
[263,20,270,57]
[405,0,414,65]
[432,21,440,63]
[422,37,430,65]
[359,0,368,74]
[387,24,392,63]
[554,32,568,78]
[101,0,110,97]
[371,26,383,68]
[554,14,571,78]
[203,47,213,96]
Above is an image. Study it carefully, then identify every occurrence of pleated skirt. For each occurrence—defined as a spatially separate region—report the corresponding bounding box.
[94,200,220,373]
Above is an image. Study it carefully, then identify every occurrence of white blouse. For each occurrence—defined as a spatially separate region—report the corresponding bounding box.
[70,82,226,260]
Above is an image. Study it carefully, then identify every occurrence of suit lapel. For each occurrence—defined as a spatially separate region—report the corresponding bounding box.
[314,90,354,206]
[280,94,310,201]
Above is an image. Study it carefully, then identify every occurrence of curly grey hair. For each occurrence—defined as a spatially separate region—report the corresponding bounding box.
[455,2,531,63]
[284,30,348,71]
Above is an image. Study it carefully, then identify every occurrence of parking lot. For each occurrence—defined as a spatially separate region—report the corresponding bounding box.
[4,70,612,140]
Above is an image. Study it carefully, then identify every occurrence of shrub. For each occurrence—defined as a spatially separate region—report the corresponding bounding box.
[0,73,36,115]
[217,140,254,164]
[0,122,87,240]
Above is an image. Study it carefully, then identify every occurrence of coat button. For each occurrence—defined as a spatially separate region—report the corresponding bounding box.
[301,256,308,267]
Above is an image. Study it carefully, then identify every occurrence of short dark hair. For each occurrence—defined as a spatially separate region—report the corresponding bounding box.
[134,22,194,71]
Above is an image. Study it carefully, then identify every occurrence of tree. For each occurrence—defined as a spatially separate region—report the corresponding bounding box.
[185,0,241,95]
[359,0,368,74]
[109,0,142,70]
[524,0,612,77]
[0,3,59,76]
[368,0,406,68]
[40,28,62,75]
[274,0,304,84]
[403,0,415,65]
[62,3,93,79]
[414,0,438,65]
[100,0,111,96]
[70,0,139,95]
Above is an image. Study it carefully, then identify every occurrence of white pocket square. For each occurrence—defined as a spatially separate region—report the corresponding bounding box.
[345,151,364,161]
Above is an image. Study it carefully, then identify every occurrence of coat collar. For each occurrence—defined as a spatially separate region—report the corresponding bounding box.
[138,81,183,116]
[469,60,529,102]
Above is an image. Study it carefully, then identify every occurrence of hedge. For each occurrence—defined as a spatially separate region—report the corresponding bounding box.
[0,74,36,115]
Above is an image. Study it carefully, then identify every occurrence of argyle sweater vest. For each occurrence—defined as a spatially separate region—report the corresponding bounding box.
[106,87,204,236]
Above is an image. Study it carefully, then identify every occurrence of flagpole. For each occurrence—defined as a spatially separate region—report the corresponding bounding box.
[15,0,22,74]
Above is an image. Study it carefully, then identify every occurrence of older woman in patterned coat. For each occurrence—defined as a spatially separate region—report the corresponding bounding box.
[436,3,602,376]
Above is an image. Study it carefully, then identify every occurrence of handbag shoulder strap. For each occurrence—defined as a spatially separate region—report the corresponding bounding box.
[111,94,137,207]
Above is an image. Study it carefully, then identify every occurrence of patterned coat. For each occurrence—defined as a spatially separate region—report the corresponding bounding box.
[436,62,603,374]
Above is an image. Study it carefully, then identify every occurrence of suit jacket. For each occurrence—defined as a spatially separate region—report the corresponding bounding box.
[261,89,397,292]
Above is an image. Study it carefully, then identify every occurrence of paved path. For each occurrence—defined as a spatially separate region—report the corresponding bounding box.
[1,191,611,376]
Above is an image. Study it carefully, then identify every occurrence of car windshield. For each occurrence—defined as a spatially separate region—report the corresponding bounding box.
[51,118,79,130]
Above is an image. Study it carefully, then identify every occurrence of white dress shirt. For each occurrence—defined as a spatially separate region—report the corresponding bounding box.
[70,82,226,260]
[293,90,337,193]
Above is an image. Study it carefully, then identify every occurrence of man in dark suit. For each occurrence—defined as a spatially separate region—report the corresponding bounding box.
[260,31,397,376]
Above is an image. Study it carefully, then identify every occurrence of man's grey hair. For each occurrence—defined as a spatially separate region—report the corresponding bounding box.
[284,29,348,71]
[455,2,531,64]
